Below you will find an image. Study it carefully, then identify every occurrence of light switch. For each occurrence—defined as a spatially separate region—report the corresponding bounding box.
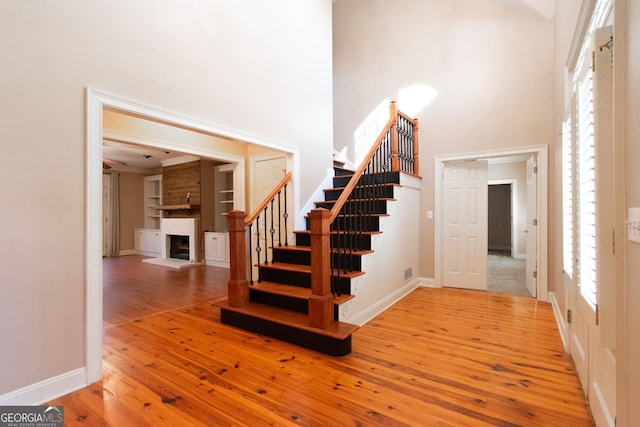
[427,210,433,219]
[629,207,640,243]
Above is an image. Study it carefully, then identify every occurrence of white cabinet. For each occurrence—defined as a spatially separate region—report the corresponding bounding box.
[144,174,162,230]
[134,228,162,256]
[204,232,230,268]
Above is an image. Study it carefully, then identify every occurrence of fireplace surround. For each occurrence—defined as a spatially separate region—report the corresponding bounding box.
[143,218,199,268]
[161,218,197,262]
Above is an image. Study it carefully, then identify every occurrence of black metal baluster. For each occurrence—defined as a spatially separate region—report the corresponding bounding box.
[283,183,289,246]
[269,199,275,263]
[248,223,254,285]
[255,214,262,282]
[263,206,268,264]
[277,190,282,247]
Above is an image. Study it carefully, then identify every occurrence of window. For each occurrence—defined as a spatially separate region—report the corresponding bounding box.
[564,0,612,312]
[576,67,597,309]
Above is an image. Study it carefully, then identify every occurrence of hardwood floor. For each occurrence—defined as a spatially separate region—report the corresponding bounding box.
[102,255,229,326]
[49,256,593,426]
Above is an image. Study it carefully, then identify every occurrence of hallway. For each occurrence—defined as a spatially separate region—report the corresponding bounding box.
[487,251,530,297]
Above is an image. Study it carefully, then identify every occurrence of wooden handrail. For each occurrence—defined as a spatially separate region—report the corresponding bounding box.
[245,172,292,225]
[329,104,397,223]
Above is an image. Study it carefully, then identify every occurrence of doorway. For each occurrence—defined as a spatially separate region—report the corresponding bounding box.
[434,146,548,301]
[488,183,512,257]
[86,88,297,384]
[487,181,528,297]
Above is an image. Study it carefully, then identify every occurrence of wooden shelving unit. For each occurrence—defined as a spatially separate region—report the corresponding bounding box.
[144,174,162,229]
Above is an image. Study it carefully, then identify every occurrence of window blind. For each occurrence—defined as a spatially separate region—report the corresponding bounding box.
[576,69,598,309]
[562,118,574,278]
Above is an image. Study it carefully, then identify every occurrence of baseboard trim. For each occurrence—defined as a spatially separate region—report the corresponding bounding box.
[0,368,87,405]
[418,277,438,288]
[347,279,422,326]
[118,249,136,256]
[548,291,568,351]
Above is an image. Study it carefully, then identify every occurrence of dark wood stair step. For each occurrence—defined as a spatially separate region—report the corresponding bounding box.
[251,280,354,305]
[259,262,366,279]
[216,300,359,356]
[333,166,355,177]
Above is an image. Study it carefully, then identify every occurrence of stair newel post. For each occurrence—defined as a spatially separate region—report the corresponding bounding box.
[308,208,335,329]
[390,101,400,172]
[227,210,250,307]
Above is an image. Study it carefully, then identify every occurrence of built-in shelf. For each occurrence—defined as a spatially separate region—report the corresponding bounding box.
[215,165,235,231]
[144,175,162,230]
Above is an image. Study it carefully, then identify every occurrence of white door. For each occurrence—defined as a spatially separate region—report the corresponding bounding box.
[442,160,488,290]
[251,156,288,265]
[253,157,287,210]
[525,156,537,297]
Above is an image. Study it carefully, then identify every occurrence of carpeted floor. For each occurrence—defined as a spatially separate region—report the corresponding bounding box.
[487,251,531,297]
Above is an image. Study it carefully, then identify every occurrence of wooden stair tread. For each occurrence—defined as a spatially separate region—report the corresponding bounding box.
[216,300,359,340]
[251,281,354,305]
[259,262,365,279]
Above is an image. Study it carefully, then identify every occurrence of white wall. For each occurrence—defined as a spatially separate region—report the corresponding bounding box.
[0,0,333,400]
[333,0,555,280]
[340,175,422,325]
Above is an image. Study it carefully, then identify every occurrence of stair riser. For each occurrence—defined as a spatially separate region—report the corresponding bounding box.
[250,289,309,314]
[295,233,372,250]
[220,308,352,356]
[333,168,353,177]
[324,185,395,201]
[315,200,389,215]
[333,215,380,232]
[272,249,363,270]
[256,268,352,295]
[273,249,311,265]
[332,171,400,188]
[305,215,380,232]
[249,289,341,321]
[260,268,310,287]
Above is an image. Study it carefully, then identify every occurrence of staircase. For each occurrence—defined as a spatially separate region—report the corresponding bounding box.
[216,101,418,356]
[217,163,402,356]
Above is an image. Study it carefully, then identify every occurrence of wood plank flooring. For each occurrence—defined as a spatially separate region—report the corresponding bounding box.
[49,256,593,426]
[102,255,228,326]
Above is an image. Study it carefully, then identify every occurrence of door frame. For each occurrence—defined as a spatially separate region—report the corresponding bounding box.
[86,88,298,384]
[434,145,548,301]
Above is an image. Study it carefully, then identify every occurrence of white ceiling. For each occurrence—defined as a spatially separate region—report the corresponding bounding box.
[102,139,202,171]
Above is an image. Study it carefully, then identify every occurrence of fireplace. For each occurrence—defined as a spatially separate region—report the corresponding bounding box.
[142,218,199,268]
[169,235,190,260]
[160,218,198,263]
